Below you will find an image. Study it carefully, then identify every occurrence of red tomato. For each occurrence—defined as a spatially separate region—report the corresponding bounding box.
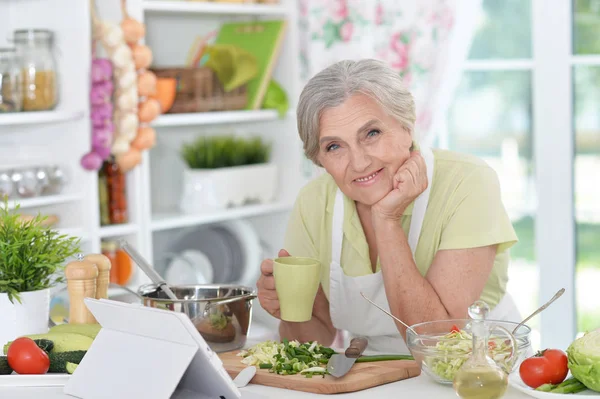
[7,337,50,375]
[450,324,460,333]
[519,349,568,388]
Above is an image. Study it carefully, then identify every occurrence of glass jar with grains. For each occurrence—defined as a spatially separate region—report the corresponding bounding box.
[13,29,58,111]
[0,48,23,112]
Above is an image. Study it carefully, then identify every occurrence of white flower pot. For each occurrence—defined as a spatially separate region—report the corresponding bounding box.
[179,163,278,214]
[0,288,50,345]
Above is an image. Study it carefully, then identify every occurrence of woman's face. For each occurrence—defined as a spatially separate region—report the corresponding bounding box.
[317,93,413,206]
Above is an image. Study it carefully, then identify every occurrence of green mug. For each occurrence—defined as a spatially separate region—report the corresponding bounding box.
[273,256,321,322]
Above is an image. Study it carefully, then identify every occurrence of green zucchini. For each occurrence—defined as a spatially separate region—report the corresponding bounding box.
[66,362,78,374]
[48,351,87,373]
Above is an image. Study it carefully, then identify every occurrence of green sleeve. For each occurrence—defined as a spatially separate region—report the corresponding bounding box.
[438,165,518,253]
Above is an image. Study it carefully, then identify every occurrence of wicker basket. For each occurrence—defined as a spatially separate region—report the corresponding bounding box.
[151,67,247,113]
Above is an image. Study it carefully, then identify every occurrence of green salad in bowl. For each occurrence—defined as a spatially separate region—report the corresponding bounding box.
[406,319,532,384]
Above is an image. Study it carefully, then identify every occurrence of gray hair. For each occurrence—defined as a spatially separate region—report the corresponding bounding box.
[297,59,416,165]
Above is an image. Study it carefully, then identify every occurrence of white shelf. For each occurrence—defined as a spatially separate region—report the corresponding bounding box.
[1,193,83,210]
[0,110,84,127]
[142,1,289,16]
[99,223,140,238]
[57,228,88,241]
[152,110,281,127]
[151,201,292,231]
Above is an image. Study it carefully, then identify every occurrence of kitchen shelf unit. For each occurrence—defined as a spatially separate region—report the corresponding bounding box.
[142,0,289,15]
[151,109,282,127]
[2,0,313,313]
[99,222,140,238]
[151,201,293,232]
[0,193,84,210]
[0,110,85,127]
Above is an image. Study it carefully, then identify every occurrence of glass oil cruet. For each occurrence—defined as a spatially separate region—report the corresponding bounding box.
[453,300,515,399]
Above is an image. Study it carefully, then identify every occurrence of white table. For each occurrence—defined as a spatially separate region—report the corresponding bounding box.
[0,375,530,398]
[0,325,532,398]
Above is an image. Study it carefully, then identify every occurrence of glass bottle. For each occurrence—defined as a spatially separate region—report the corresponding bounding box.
[0,48,23,112]
[104,159,128,224]
[453,300,510,399]
[13,29,58,111]
[101,240,119,284]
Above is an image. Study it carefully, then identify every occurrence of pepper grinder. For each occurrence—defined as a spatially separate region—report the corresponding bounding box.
[65,255,99,324]
[84,253,112,300]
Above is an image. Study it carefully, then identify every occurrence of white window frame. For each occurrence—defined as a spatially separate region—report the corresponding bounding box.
[532,0,576,350]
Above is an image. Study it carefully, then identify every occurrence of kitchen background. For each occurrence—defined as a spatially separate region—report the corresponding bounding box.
[0,0,598,354]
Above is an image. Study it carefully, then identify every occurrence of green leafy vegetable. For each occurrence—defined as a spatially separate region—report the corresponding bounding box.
[209,312,229,330]
[238,339,335,378]
[0,196,81,303]
[567,329,600,391]
[181,135,271,169]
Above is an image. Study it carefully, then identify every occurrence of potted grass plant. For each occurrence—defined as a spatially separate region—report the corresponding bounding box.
[0,196,81,345]
[179,135,277,214]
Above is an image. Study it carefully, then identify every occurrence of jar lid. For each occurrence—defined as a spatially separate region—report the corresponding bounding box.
[0,48,17,61]
[101,240,119,252]
[13,29,54,44]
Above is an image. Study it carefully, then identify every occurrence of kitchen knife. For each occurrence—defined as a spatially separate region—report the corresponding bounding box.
[326,337,368,378]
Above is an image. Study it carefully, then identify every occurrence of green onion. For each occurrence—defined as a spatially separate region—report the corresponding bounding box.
[355,355,414,363]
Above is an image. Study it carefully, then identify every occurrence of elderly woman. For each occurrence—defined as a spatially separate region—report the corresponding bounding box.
[256,59,520,354]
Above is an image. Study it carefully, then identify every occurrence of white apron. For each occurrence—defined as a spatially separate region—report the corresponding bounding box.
[328,146,522,355]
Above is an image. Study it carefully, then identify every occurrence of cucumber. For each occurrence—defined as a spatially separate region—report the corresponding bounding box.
[0,356,12,375]
[3,333,93,355]
[49,324,102,339]
[33,339,54,353]
[65,362,78,375]
[48,351,87,373]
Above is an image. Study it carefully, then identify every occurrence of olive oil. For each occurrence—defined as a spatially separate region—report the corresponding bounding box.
[452,300,513,399]
[453,366,508,399]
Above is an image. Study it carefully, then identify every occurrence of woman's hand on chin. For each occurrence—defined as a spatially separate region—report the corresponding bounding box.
[372,150,428,223]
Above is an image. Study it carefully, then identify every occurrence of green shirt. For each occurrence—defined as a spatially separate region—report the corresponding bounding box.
[283,148,518,309]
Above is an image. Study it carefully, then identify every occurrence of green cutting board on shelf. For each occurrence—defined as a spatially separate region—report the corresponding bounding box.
[212,19,287,110]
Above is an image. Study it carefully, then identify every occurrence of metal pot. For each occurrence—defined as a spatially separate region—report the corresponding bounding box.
[138,283,257,353]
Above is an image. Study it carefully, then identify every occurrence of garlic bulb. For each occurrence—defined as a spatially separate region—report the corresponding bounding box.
[115,111,138,134]
[116,88,138,111]
[111,44,133,69]
[100,22,124,48]
[111,136,130,155]
[116,69,137,89]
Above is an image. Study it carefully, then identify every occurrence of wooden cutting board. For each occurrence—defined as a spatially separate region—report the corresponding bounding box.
[218,351,421,394]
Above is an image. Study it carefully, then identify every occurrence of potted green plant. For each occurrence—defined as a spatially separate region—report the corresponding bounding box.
[179,135,277,213]
[0,196,81,345]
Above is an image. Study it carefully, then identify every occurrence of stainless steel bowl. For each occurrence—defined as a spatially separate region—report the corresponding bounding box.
[138,283,257,353]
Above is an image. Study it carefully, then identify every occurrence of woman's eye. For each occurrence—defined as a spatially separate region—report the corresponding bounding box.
[326,143,340,152]
[367,129,381,137]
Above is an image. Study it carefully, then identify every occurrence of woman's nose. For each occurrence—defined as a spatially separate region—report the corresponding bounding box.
[349,148,371,172]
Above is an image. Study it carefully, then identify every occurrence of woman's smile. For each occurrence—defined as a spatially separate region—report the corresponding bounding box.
[353,168,384,186]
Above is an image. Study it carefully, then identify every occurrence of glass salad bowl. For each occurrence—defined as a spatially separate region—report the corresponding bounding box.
[406,319,533,384]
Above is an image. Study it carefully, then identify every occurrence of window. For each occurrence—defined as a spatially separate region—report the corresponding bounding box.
[441,0,600,349]
[573,0,600,335]
[443,0,540,348]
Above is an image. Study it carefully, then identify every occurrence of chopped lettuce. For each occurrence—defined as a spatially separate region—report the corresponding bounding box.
[425,329,514,381]
[238,339,335,377]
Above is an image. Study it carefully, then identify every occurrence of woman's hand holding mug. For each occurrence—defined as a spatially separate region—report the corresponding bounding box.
[256,249,290,319]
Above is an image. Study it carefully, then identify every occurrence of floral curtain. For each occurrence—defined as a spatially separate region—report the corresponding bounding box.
[298,0,481,147]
